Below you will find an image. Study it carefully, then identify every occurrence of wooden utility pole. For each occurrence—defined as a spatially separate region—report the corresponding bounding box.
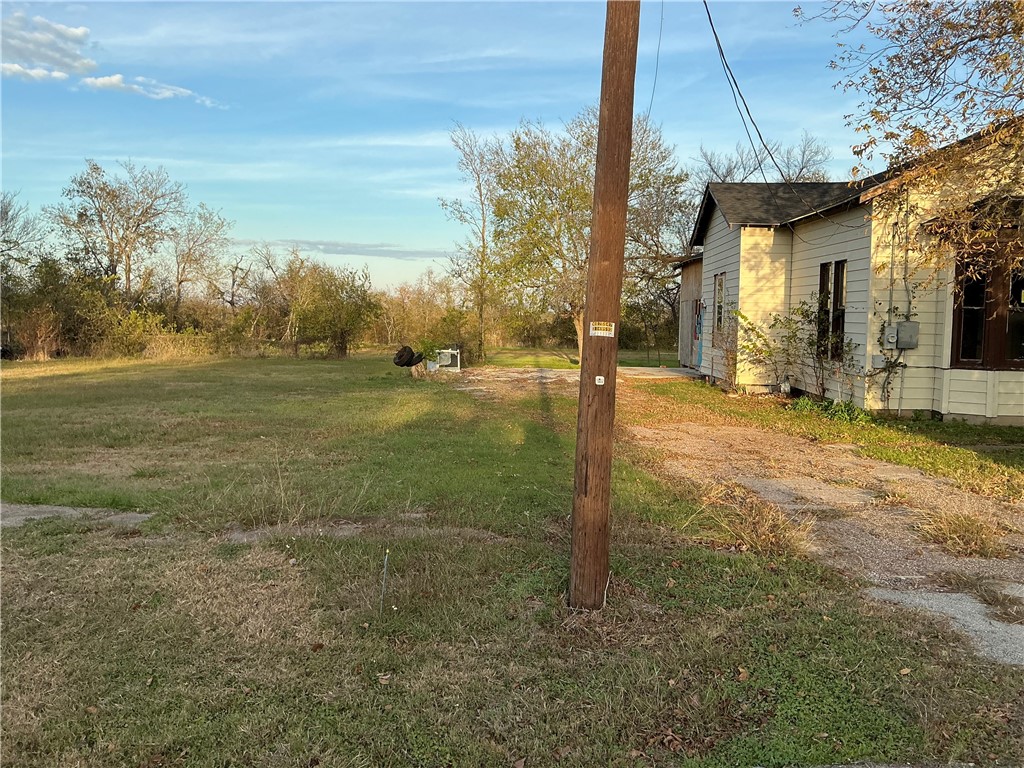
[569,0,640,610]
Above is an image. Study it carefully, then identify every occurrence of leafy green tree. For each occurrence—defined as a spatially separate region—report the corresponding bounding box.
[292,263,380,357]
[253,248,379,357]
[491,107,690,359]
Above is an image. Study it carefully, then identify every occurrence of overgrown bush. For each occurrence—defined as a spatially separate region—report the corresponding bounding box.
[94,310,167,357]
[738,298,859,399]
[787,395,872,424]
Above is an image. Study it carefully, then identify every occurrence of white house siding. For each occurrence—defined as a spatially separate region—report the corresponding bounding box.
[736,226,792,387]
[997,374,1024,420]
[945,370,991,417]
[699,209,742,382]
[789,206,872,403]
[863,216,951,414]
[865,210,1024,424]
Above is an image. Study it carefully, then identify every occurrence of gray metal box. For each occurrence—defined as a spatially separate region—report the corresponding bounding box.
[896,321,919,350]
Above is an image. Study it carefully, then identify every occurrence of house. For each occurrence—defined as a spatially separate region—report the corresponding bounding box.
[679,136,1023,425]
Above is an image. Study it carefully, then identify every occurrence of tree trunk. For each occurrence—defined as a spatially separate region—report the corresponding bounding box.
[334,333,349,358]
[477,296,486,363]
[573,312,584,362]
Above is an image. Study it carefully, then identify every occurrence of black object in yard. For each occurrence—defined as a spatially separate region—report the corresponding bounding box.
[392,346,425,367]
[393,346,414,366]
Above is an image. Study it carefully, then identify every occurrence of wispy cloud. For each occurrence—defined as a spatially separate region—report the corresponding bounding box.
[1,11,95,79]
[79,73,223,108]
[305,131,453,150]
[233,238,446,263]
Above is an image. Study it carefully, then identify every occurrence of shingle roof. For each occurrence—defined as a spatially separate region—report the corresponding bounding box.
[688,175,889,249]
[711,182,858,225]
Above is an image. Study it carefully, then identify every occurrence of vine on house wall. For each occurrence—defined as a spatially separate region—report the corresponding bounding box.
[737,297,860,401]
[867,188,923,412]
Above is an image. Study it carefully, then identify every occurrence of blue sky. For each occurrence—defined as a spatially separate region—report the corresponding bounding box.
[2,1,871,288]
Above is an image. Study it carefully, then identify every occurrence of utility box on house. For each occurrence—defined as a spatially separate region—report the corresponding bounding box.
[896,321,919,350]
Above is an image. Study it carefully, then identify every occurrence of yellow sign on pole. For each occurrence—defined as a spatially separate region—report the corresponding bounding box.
[589,321,615,337]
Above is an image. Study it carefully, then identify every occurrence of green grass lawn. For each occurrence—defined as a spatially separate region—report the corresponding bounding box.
[2,355,1022,767]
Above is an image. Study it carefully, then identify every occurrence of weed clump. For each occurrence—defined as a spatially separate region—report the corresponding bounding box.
[702,488,810,556]
[916,509,1008,558]
[788,396,871,424]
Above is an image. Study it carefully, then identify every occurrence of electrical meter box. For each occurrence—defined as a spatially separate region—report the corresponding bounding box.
[896,321,919,350]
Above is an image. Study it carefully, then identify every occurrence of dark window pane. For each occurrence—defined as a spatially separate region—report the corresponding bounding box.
[833,260,847,309]
[959,307,985,360]
[818,263,831,357]
[830,261,847,360]
[831,309,846,360]
[818,263,831,306]
[1008,307,1024,361]
[962,274,986,308]
[1011,270,1024,310]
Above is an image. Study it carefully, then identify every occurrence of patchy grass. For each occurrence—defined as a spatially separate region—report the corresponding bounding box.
[2,355,1023,766]
[634,379,1024,502]
[703,491,812,557]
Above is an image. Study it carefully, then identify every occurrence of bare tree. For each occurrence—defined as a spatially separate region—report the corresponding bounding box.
[50,160,187,302]
[1,191,43,264]
[776,131,834,182]
[440,124,500,362]
[687,132,833,196]
[169,203,232,323]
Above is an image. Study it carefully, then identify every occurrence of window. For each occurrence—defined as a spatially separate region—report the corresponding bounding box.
[952,255,1024,369]
[713,272,726,347]
[817,260,847,360]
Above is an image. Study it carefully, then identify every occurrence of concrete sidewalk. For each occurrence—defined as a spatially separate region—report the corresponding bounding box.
[617,366,700,379]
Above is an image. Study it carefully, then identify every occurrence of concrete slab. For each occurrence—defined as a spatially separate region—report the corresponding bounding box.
[0,502,152,528]
[868,587,1024,666]
[735,475,874,509]
[618,366,700,379]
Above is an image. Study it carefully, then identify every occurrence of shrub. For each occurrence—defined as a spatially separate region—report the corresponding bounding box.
[787,395,871,424]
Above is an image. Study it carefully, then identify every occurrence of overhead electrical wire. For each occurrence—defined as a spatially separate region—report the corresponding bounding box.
[701,0,866,232]
[645,0,666,120]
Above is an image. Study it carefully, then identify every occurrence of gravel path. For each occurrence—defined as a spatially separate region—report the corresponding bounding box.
[453,366,1024,667]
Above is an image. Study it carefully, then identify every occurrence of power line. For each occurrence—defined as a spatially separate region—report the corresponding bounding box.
[701,0,865,232]
[645,0,665,120]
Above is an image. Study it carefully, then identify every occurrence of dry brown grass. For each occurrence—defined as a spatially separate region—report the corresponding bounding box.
[915,509,1009,558]
[157,543,331,646]
[700,486,811,556]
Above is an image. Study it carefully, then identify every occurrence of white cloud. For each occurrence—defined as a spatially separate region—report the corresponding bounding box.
[0,11,95,79]
[238,238,447,263]
[79,73,223,109]
[3,11,222,108]
[2,62,70,81]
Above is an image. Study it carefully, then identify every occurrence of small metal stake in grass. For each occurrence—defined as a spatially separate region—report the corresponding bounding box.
[379,548,391,619]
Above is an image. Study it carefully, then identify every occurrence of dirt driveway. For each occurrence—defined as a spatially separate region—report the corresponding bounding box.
[453,366,1024,666]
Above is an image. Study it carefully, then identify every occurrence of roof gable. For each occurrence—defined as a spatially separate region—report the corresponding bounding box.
[689,180,877,249]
